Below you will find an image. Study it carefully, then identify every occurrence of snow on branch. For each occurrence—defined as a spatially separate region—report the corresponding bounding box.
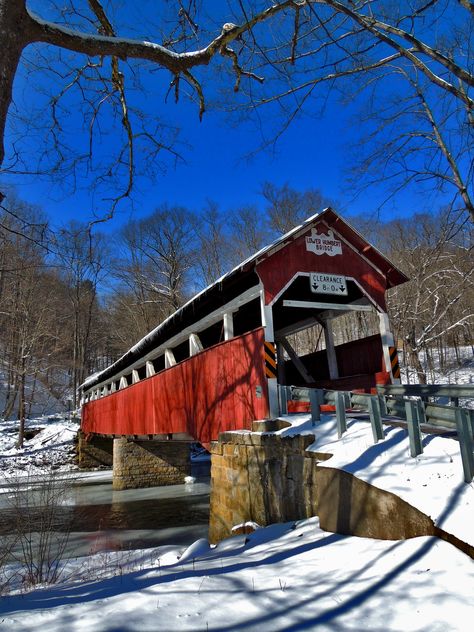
[26,1,299,74]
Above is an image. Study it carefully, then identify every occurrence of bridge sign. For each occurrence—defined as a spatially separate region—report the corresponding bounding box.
[305,228,342,256]
[310,272,348,296]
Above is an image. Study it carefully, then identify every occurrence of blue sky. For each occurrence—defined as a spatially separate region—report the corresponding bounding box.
[2,1,452,233]
[5,85,419,233]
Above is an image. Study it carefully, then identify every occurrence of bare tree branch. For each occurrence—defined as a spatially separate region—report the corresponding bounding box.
[321,0,474,111]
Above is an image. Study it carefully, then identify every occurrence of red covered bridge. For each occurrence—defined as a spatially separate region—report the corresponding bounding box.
[80,209,408,449]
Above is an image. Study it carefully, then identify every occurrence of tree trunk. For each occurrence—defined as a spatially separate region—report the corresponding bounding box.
[27,367,38,418]
[454,334,460,364]
[3,384,18,420]
[0,0,29,167]
[406,341,427,385]
[72,308,79,410]
[16,356,26,449]
[426,347,435,382]
[402,340,410,384]
[3,347,19,420]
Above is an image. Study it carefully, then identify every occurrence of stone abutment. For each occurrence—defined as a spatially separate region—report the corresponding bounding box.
[208,430,446,549]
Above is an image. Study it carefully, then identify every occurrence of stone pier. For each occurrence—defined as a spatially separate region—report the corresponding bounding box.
[112,438,191,490]
[77,431,114,469]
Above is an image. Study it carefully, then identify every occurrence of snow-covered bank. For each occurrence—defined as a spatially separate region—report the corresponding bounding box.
[0,415,80,477]
[1,410,473,631]
[270,412,474,548]
[1,516,473,631]
[0,368,70,420]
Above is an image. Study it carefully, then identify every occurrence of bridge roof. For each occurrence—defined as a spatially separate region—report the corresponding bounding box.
[82,208,408,391]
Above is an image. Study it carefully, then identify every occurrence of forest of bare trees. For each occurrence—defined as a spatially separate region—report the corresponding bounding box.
[1,183,472,428]
[0,196,108,434]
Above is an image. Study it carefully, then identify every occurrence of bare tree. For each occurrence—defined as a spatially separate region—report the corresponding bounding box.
[3,470,75,588]
[347,64,473,224]
[228,204,270,262]
[195,201,232,287]
[0,204,49,429]
[383,211,473,383]
[261,182,333,234]
[109,205,198,347]
[0,194,114,421]
[1,1,473,223]
[0,1,301,218]
[53,223,107,407]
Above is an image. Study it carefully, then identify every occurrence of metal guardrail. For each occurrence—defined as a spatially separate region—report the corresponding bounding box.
[376,384,474,405]
[386,385,474,396]
[278,384,474,483]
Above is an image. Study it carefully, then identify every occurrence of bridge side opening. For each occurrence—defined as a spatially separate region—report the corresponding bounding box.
[81,287,263,405]
[80,283,268,447]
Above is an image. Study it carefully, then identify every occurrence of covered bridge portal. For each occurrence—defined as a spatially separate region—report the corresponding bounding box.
[81,209,408,450]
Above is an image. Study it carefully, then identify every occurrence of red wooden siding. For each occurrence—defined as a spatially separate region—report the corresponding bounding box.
[256,221,387,309]
[284,334,385,390]
[81,328,269,447]
[335,334,385,377]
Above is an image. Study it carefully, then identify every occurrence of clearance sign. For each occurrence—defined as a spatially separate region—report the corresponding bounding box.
[310,272,348,296]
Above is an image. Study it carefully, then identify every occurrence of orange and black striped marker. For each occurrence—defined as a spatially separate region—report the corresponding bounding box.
[264,341,277,379]
[389,346,401,379]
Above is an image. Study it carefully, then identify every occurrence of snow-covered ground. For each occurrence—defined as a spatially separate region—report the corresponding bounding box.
[277,412,474,547]
[0,414,80,477]
[0,368,71,419]
[401,345,473,387]
[1,516,473,631]
[0,409,473,629]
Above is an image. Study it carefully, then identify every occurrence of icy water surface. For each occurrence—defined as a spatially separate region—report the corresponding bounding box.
[0,461,211,557]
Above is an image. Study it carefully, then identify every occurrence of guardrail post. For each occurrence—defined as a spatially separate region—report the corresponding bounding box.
[368,396,384,442]
[336,391,347,438]
[344,391,351,409]
[405,400,423,457]
[455,408,474,483]
[416,399,427,425]
[279,385,289,415]
[309,389,320,426]
[378,394,388,417]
